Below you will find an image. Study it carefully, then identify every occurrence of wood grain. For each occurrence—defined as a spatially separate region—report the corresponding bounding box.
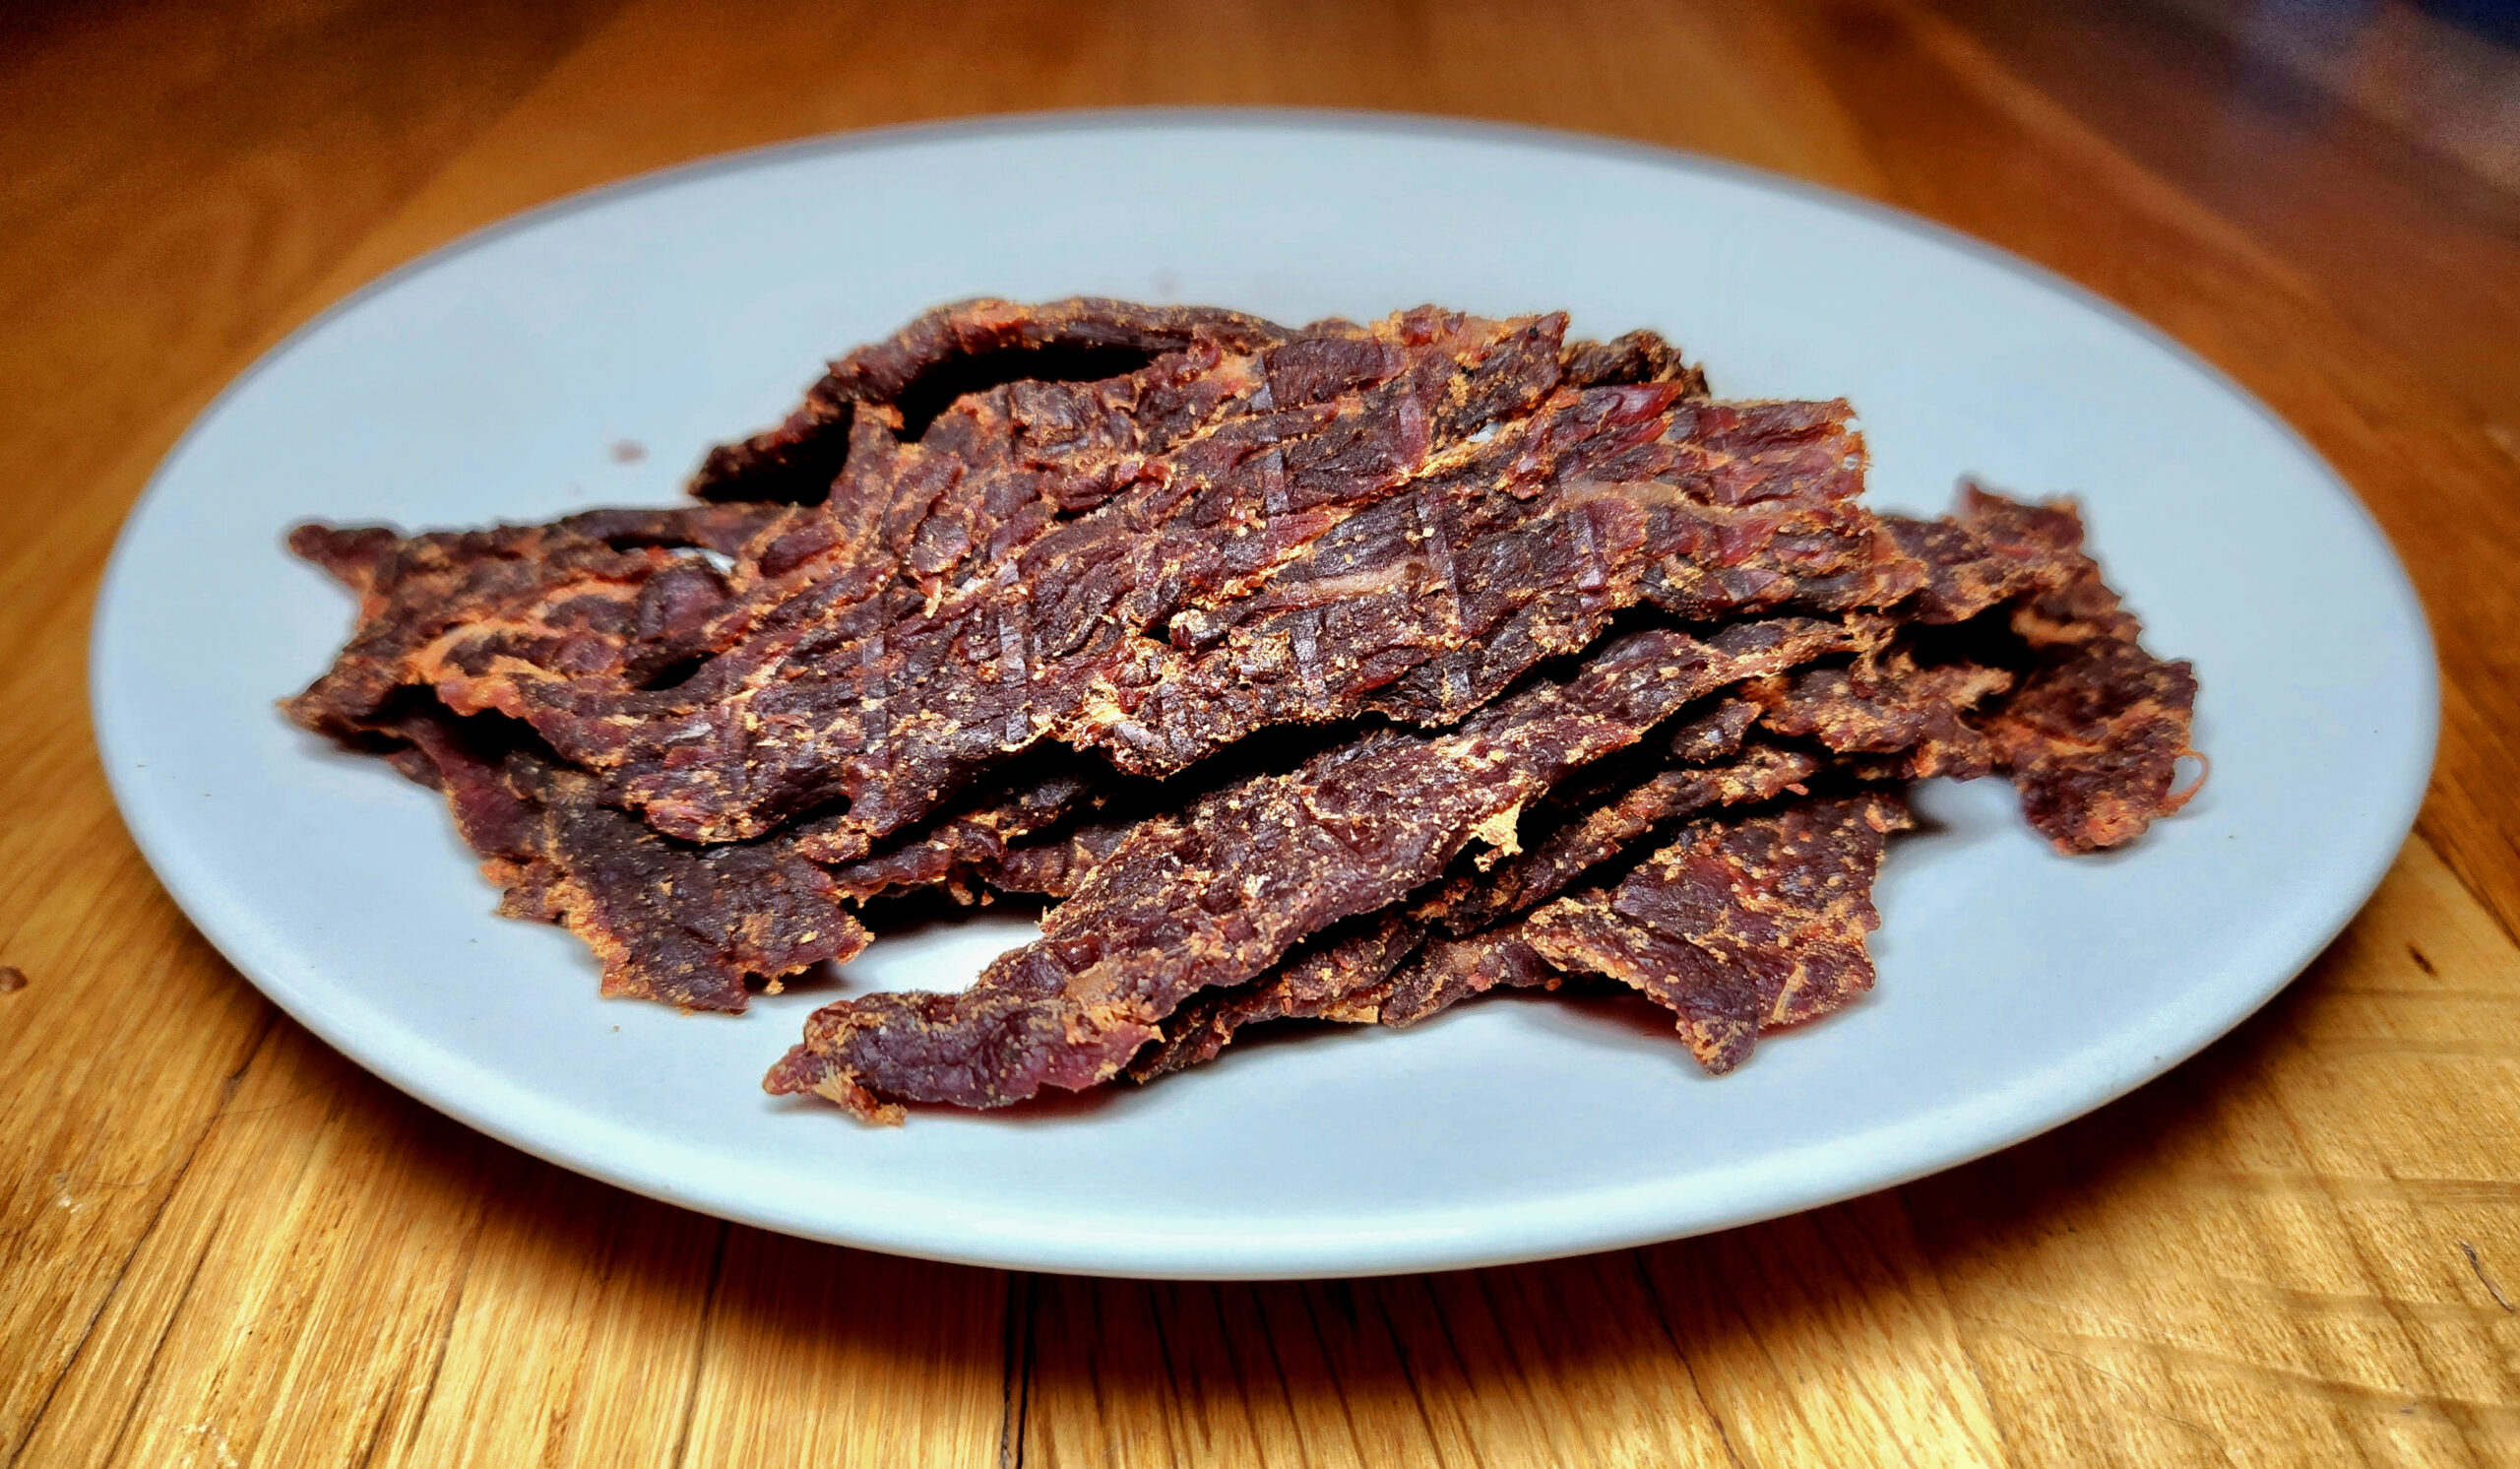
[3,1,2517,1464]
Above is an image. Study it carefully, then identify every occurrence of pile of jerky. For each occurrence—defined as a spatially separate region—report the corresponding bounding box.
[285,299,2198,1123]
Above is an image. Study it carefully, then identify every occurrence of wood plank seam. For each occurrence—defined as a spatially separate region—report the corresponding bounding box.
[999,1271,1036,1469]
[1358,1282,1474,1468]
[2418,838,2520,955]
[1234,1283,1323,1460]
[1290,1286,1385,1463]
[1963,1314,2232,1454]
[1622,1253,1748,1469]
[1139,1288,1197,1464]
[1988,1314,2520,1433]
[356,1196,489,1469]
[94,1207,223,1468]
[0,1001,277,1469]
[665,1222,731,1469]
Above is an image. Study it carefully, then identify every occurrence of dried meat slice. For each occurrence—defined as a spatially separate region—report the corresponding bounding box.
[1149,740,1834,1073]
[536,307,1588,845]
[1085,395,1871,772]
[689,299,1708,508]
[814,762,1109,903]
[686,297,1292,503]
[980,816,1136,901]
[388,714,868,1011]
[1408,720,1819,939]
[1559,329,1707,392]
[1744,644,2015,781]
[520,311,1887,857]
[1524,793,1911,1072]
[1375,927,1565,1030]
[766,619,1859,1119]
[1984,639,2199,852]
[1943,486,2199,850]
[1122,910,1423,1081]
[284,504,781,739]
[1145,736,1829,1073]
[397,324,1288,747]
[608,381,1865,857]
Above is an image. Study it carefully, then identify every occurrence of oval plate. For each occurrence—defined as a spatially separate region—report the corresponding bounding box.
[93,111,2435,1279]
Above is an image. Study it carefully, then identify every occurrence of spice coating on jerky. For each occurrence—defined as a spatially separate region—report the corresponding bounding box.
[389,716,868,1011]
[284,504,781,738]
[1526,793,1913,1073]
[764,619,1859,1118]
[507,313,1863,862]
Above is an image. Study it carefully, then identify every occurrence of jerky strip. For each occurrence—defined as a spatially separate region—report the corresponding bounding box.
[1524,793,1912,1072]
[816,763,1107,903]
[1088,395,1870,772]
[980,816,1135,901]
[1745,644,2015,782]
[1949,486,2199,850]
[1984,639,2200,852]
[1122,910,1424,1082]
[1409,715,1818,939]
[284,504,781,738]
[548,308,1585,843]
[766,618,1857,1119]
[1139,736,1823,1079]
[392,716,868,1012]
[631,383,1860,856]
[687,297,1291,503]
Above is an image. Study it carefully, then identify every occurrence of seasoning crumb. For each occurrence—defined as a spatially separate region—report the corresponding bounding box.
[610,439,647,464]
[0,966,27,993]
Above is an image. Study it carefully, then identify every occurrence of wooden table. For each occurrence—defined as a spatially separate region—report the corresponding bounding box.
[7,2,2519,1463]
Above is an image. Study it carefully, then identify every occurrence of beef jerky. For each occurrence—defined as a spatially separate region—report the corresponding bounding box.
[602,378,1865,856]
[284,504,781,738]
[1879,511,2058,624]
[1984,639,2199,852]
[1739,486,2194,840]
[1744,644,2015,781]
[427,322,1286,742]
[1085,395,1871,773]
[1376,927,1565,1030]
[765,619,1858,1119]
[1948,484,2142,644]
[1132,724,1808,1080]
[1559,329,1707,393]
[1398,698,1784,935]
[1942,486,2199,850]
[303,301,1303,763]
[1647,481,2103,631]
[521,310,1884,855]
[979,815,1136,901]
[1413,741,1825,939]
[1102,707,1828,1078]
[815,762,1107,903]
[534,307,1591,845]
[1614,396,1932,624]
[1122,910,1424,1082]
[686,297,1292,503]
[1525,792,1912,1072]
[389,715,868,1011]
[1165,737,1830,1065]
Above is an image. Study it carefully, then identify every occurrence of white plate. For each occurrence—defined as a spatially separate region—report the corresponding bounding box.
[94,111,2435,1279]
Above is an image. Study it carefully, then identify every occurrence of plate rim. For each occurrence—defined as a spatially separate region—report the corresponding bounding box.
[90,106,2440,1279]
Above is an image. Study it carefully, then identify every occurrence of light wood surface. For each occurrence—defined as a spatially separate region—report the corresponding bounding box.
[6,1,2519,1464]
